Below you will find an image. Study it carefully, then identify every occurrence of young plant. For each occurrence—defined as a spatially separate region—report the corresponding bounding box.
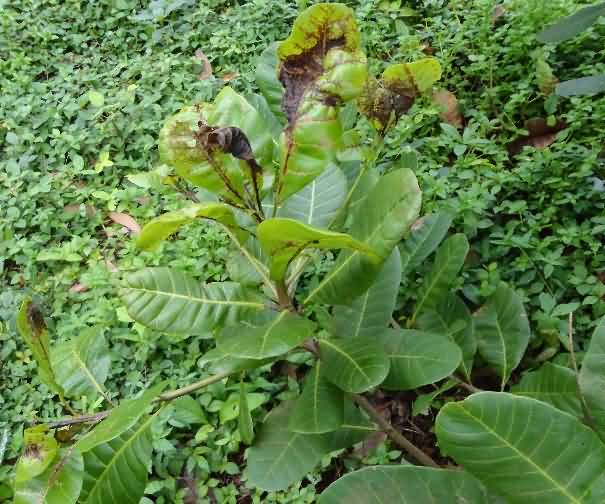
[16,3,605,504]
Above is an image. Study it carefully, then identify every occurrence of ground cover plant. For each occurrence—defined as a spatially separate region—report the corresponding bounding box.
[3,0,605,502]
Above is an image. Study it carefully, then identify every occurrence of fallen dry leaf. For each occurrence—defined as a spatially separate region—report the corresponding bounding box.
[221,71,239,82]
[507,117,568,157]
[108,212,141,233]
[432,89,463,128]
[194,49,212,80]
[492,4,506,24]
[70,282,89,293]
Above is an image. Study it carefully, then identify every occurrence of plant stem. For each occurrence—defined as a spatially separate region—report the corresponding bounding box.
[453,376,483,394]
[46,371,233,429]
[275,279,293,311]
[568,313,598,433]
[352,394,440,468]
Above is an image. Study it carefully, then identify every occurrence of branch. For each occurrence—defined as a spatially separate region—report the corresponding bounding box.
[352,394,440,468]
[46,370,233,429]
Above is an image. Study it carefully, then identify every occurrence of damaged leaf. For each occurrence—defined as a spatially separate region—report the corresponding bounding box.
[359,58,442,131]
[159,87,273,207]
[507,117,568,156]
[16,298,64,398]
[137,203,247,250]
[432,89,463,128]
[257,217,380,280]
[275,3,367,202]
[15,426,58,483]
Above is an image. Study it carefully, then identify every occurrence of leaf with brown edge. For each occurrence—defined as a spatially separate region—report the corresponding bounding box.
[432,89,463,128]
[108,212,141,233]
[194,49,212,80]
[507,117,568,157]
[275,3,367,203]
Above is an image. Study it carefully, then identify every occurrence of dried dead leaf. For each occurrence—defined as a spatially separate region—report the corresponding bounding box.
[432,89,463,128]
[69,282,89,293]
[195,49,212,80]
[108,212,141,233]
[507,117,568,157]
[492,4,506,24]
[221,71,239,82]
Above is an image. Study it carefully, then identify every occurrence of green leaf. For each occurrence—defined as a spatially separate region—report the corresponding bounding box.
[417,293,476,380]
[383,58,442,94]
[76,382,165,453]
[245,402,333,491]
[580,316,605,437]
[319,337,390,393]
[319,466,490,504]
[257,218,379,280]
[254,43,286,123]
[512,362,582,417]
[50,327,111,400]
[333,247,401,339]
[14,448,83,504]
[412,378,458,417]
[289,361,344,434]
[557,75,605,97]
[537,2,605,43]
[245,92,284,139]
[15,426,58,483]
[80,415,156,504]
[326,399,375,451]
[411,233,469,324]
[399,212,453,276]
[87,90,104,107]
[169,396,207,426]
[239,378,255,445]
[136,203,247,251]
[306,168,421,305]
[121,267,265,334]
[219,392,266,423]
[16,298,63,398]
[275,3,367,202]
[279,164,347,229]
[436,392,605,504]
[475,282,530,389]
[198,346,272,375]
[216,311,315,359]
[381,329,462,390]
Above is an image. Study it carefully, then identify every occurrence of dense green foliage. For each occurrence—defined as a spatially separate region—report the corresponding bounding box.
[3,0,605,502]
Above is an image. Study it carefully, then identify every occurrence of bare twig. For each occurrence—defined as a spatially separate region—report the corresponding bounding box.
[352,394,440,468]
[453,377,483,394]
[47,370,233,429]
[568,313,598,432]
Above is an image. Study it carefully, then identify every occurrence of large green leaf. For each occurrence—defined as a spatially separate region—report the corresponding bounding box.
[557,75,605,97]
[216,311,315,359]
[288,361,344,434]
[475,282,530,389]
[436,392,605,504]
[16,298,63,397]
[279,164,347,229]
[537,2,605,43]
[319,337,390,393]
[306,168,421,305]
[399,212,453,276]
[513,362,582,418]
[121,267,265,334]
[580,316,605,437]
[257,218,378,280]
[14,448,83,504]
[411,233,468,324]
[136,203,246,251]
[197,346,272,375]
[319,466,490,504]
[381,329,462,390]
[327,398,375,451]
[275,3,367,202]
[15,426,58,483]
[245,402,333,491]
[333,247,401,339]
[417,293,476,380]
[80,415,156,504]
[50,328,111,400]
[255,42,285,123]
[76,382,165,453]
